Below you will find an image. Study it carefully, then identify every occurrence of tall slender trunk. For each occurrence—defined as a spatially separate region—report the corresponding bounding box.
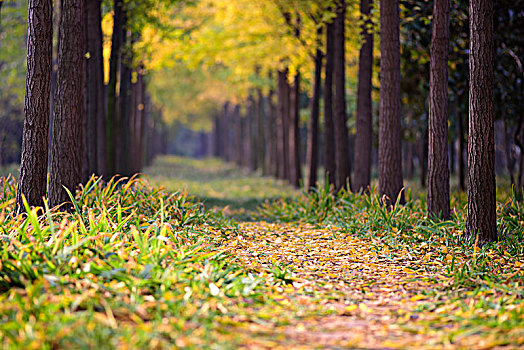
[334,0,351,191]
[106,0,124,176]
[235,105,243,166]
[428,0,450,219]
[86,0,103,177]
[354,0,374,193]
[244,97,253,168]
[49,0,86,209]
[379,0,404,205]
[277,70,290,180]
[119,25,132,176]
[307,27,323,190]
[457,107,466,191]
[256,88,266,173]
[324,20,336,186]
[289,72,301,187]
[266,83,277,176]
[466,0,497,241]
[16,0,53,212]
[94,0,106,176]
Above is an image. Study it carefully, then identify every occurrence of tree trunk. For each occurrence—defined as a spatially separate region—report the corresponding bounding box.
[244,97,253,168]
[306,28,323,190]
[457,108,466,191]
[379,0,404,205]
[334,0,351,191]
[94,0,106,176]
[234,105,243,166]
[49,0,86,209]
[257,88,266,173]
[289,72,301,187]
[466,0,497,242]
[15,0,53,212]
[266,83,278,177]
[354,0,373,193]
[119,26,132,176]
[106,0,124,176]
[86,0,102,177]
[324,20,336,187]
[428,0,450,219]
[277,70,290,180]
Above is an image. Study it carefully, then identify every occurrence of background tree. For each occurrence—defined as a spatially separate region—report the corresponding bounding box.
[48,0,86,209]
[353,0,374,193]
[15,0,53,212]
[466,0,497,241]
[333,0,351,191]
[379,0,404,205]
[427,0,450,219]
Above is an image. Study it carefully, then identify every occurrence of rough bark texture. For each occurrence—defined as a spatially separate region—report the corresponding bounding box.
[466,0,497,242]
[277,70,290,180]
[289,72,302,187]
[119,27,132,176]
[324,20,336,186]
[457,108,466,191]
[106,0,124,176]
[334,0,351,191]
[306,29,323,190]
[266,85,278,176]
[86,0,102,177]
[353,0,373,193]
[428,0,450,219]
[16,0,53,212]
[256,88,265,173]
[93,0,106,175]
[244,96,253,168]
[379,0,404,205]
[49,0,86,209]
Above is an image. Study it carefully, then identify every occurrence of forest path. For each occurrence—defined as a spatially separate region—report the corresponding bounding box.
[145,156,517,349]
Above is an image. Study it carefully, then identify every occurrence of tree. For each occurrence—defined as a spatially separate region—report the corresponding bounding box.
[324,18,336,186]
[15,0,53,212]
[333,0,351,191]
[48,0,86,209]
[277,69,290,180]
[353,0,373,193]
[379,0,404,205]
[306,26,323,190]
[466,0,497,241]
[427,0,450,219]
[106,0,125,176]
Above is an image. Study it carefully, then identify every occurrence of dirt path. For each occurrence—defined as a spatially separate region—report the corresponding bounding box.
[213,221,453,349]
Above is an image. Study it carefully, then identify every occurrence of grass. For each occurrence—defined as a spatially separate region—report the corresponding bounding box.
[0,155,523,348]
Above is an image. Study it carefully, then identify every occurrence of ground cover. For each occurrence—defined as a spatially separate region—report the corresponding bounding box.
[0,156,523,349]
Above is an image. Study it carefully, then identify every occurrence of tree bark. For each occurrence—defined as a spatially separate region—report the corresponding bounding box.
[15,0,53,212]
[334,0,351,191]
[353,0,373,193]
[277,70,290,180]
[244,97,253,168]
[457,107,466,191]
[379,0,404,205]
[49,0,86,209]
[266,83,278,177]
[289,72,302,187]
[306,27,323,190]
[234,105,243,166]
[94,0,106,176]
[324,20,336,186]
[86,0,102,177]
[466,0,497,241]
[256,88,266,173]
[428,0,450,219]
[106,0,124,176]
[119,26,132,176]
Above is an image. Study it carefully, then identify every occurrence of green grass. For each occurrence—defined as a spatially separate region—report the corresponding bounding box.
[144,156,297,218]
[0,156,523,348]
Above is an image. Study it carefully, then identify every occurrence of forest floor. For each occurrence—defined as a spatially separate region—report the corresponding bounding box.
[0,156,523,349]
